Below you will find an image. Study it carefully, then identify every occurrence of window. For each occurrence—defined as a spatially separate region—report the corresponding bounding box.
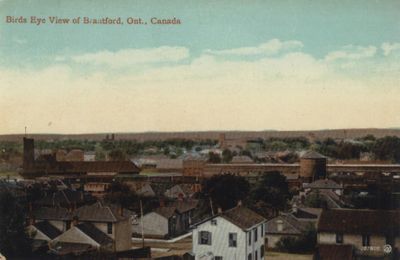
[248,231,252,245]
[199,231,212,245]
[255,250,258,260]
[248,253,252,260]
[229,233,237,247]
[362,235,370,246]
[260,245,265,257]
[336,233,343,244]
[211,219,217,226]
[107,222,113,234]
[214,257,223,260]
[254,227,258,242]
[261,224,264,237]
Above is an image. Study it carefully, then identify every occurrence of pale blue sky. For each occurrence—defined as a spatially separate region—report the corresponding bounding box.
[1,0,399,68]
[0,0,399,134]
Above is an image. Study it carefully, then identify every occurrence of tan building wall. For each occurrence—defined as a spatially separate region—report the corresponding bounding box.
[319,232,392,250]
[114,218,133,251]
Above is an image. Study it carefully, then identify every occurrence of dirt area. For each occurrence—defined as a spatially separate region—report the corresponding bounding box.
[265,251,313,260]
[132,237,313,259]
[132,237,192,258]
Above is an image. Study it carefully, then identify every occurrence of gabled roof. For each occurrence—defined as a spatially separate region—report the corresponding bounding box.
[265,215,303,235]
[33,221,62,239]
[32,202,133,223]
[136,184,156,197]
[32,207,71,221]
[73,202,131,222]
[169,200,199,214]
[266,212,316,235]
[318,209,400,235]
[301,151,326,159]
[75,223,113,246]
[292,208,320,219]
[220,206,266,230]
[164,184,188,198]
[36,190,93,207]
[153,207,178,219]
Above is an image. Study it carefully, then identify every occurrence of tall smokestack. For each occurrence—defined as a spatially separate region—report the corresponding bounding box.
[23,138,35,170]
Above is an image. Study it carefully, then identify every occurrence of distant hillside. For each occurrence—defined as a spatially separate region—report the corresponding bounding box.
[1,128,400,142]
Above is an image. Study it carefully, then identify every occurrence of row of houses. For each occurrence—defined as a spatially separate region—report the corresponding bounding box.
[28,202,133,255]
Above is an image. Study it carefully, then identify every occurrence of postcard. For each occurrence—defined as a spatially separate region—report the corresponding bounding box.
[0,1,399,259]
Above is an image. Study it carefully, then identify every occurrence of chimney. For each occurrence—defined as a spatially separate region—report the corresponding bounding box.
[276,219,284,232]
[217,207,222,214]
[237,200,242,207]
[119,206,124,216]
[29,217,35,226]
[72,216,79,226]
[23,138,35,170]
[159,198,165,207]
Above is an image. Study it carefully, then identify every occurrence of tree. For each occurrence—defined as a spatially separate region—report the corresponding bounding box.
[108,149,126,161]
[202,174,250,210]
[222,149,233,163]
[104,182,137,209]
[0,191,32,258]
[373,136,400,163]
[276,225,316,253]
[207,152,221,163]
[248,172,290,216]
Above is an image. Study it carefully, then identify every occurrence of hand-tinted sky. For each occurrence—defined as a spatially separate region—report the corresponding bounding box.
[0,0,399,134]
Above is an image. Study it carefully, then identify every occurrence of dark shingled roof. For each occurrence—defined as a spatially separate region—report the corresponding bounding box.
[220,206,266,230]
[318,209,400,235]
[73,202,131,222]
[28,160,140,175]
[169,200,199,214]
[32,207,71,221]
[301,151,326,159]
[75,222,113,246]
[36,190,94,207]
[33,202,133,223]
[316,244,354,260]
[34,221,62,239]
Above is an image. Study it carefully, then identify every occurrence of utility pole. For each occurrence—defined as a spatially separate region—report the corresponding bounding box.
[209,197,215,216]
[140,199,145,248]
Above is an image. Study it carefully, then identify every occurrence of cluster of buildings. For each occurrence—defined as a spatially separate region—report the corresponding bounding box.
[0,136,398,259]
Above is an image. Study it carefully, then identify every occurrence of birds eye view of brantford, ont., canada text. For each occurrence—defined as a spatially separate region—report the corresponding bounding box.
[0,0,400,259]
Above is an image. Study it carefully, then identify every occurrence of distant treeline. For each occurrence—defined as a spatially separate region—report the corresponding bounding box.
[1,135,400,163]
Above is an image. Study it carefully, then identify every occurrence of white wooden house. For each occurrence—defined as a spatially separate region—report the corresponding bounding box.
[191,205,266,260]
